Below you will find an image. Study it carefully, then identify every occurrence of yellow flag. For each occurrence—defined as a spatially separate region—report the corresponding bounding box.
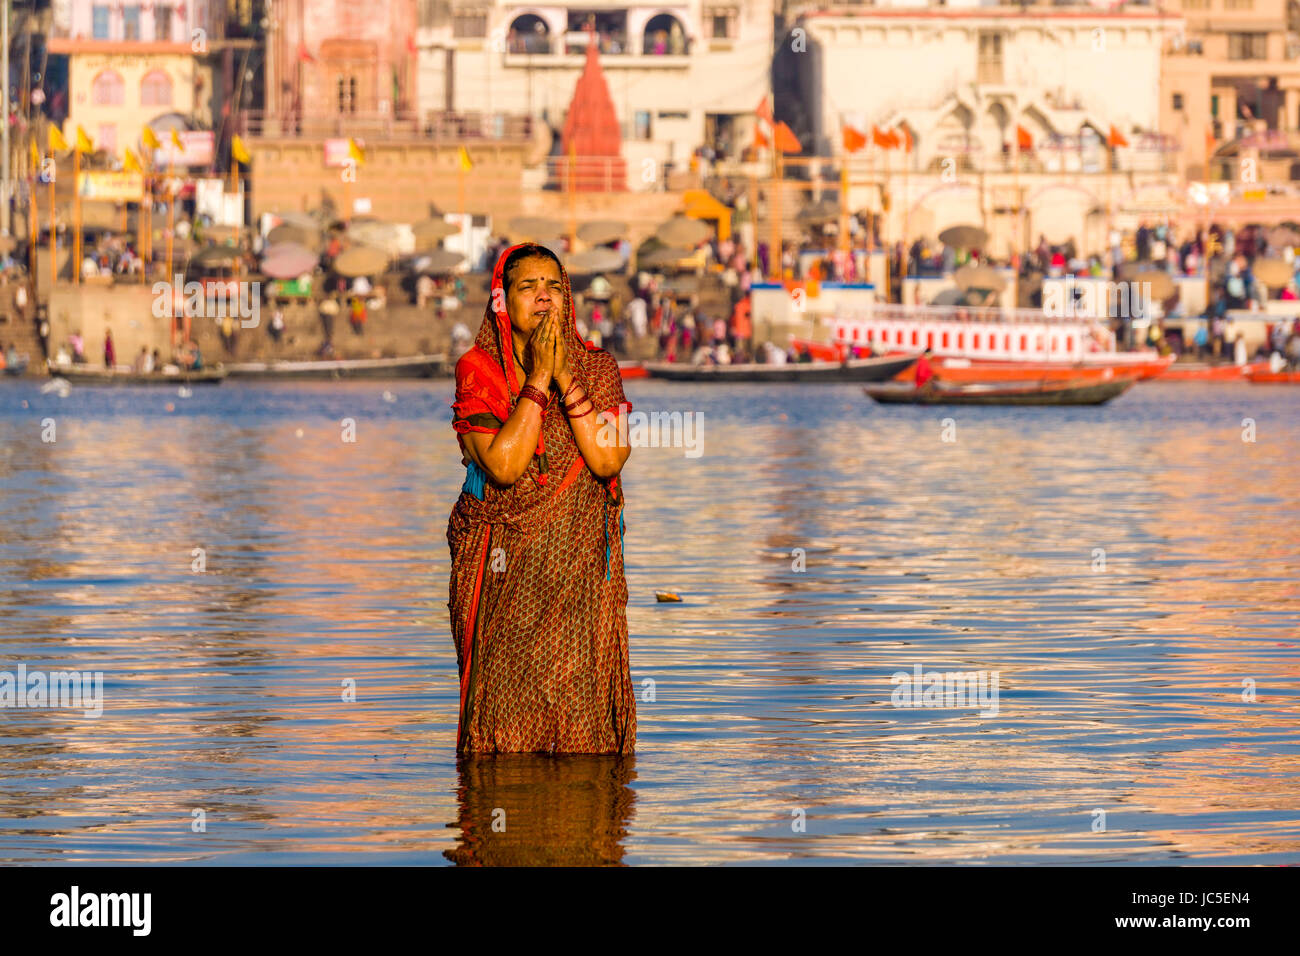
[123,148,143,174]
[30,139,40,171]
[457,145,473,172]
[49,124,69,152]
[142,126,161,151]
[231,134,251,165]
[75,125,95,154]
[346,138,364,164]
[170,128,183,151]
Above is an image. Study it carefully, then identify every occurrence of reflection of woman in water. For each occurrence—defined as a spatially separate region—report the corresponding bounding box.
[446,243,635,754]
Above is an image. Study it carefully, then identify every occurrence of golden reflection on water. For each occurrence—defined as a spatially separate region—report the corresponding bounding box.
[0,380,1297,864]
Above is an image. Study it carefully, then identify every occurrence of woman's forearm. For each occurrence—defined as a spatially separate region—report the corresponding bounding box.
[466,374,549,485]
[556,375,629,478]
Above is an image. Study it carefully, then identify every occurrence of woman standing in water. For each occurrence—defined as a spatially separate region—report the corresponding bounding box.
[447,243,635,754]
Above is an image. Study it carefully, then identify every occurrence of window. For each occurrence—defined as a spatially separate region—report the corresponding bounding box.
[123,6,141,41]
[644,13,689,55]
[978,32,1004,84]
[453,12,487,38]
[705,8,737,39]
[92,70,125,106]
[141,71,173,106]
[634,110,651,140]
[1180,0,1208,8]
[508,14,551,54]
[92,5,110,39]
[565,11,627,54]
[1224,0,1254,8]
[1172,92,1184,110]
[155,5,173,41]
[97,124,117,154]
[337,75,358,113]
[1228,32,1267,59]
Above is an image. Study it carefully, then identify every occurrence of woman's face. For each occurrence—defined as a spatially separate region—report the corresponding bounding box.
[506,255,563,336]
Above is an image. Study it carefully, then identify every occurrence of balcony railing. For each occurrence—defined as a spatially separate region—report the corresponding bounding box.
[244,110,535,142]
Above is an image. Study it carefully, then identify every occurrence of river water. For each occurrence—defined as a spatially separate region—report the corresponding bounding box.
[0,378,1296,865]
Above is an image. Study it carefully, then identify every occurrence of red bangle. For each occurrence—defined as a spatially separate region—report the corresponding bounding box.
[562,378,583,403]
[518,384,548,412]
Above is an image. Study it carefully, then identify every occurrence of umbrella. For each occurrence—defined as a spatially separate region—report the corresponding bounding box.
[347,220,404,255]
[411,218,458,248]
[268,223,318,249]
[1252,257,1293,288]
[190,245,242,270]
[203,224,241,243]
[577,220,627,245]
[410,248,465,274]
[797,198,840,224]
[261,242,318,279]
[939,224,989,251]
[930,287,967,306]
[530,236,567,256]
[953,264,1007,293]
[1133,269,1175,300]
[270,210,320,231]
[509,215,564,238]
[332,245,388,278]
[655,216,710,247]
[566,248,624,275]
[641,246,694,268]
[1267,226,1300,249]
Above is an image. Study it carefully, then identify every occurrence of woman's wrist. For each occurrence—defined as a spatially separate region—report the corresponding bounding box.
[525,370,552,391]
[554,367,574,392]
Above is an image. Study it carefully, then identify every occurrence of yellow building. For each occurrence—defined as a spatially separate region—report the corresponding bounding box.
[49,2,212,160]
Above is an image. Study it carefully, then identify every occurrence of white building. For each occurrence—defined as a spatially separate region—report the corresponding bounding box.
[415,1,775,189]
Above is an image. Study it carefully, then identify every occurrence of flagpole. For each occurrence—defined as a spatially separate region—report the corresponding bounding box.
[839,159,849,256]
[1012,114,1021,309]
[47,145,54,286]
[770,146,781,281]
[748,173,759,277]
[73,145,82,286]
[28,148,36,280]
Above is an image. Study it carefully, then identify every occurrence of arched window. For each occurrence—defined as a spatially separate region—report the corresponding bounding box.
[92,70,125,106]
[644,14,689,55]
[508,14,551,54]
[141,71,173,107]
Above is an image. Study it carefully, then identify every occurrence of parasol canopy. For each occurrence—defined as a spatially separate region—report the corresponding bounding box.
[1266,225,1300,250]
[1133,269,1175,300]
[347,220,404,255]
[641,246,695,268]
[261,242,318,279]
[576,220,627,245]
[411,217,458,249]
[566,247,624,275]
[1252,257,1293,288]
[332,245,388,278]
[509,215,565,238]
[939,224,989,251]
[410,248,466,274]
[190,244,243,270]
[797,198,840,224]
[655,216,710,247]
[267,223,318,249]
[953,264,1007,293]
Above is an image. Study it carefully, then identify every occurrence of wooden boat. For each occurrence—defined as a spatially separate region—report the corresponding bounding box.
[1246,369,1300,384]
[644,353,918,383]
[2,354,29,376]
[863,376,1138,406]
[1158,361,1266,382]
[906,359,1122,386]
[224,353,446,380]
[618,361,649,380]
[53,365,228,385]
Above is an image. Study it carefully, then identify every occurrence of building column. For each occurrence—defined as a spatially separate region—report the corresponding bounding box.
[1284,86,1300,133]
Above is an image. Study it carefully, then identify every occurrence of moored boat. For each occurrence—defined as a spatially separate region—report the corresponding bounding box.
[863,376,1138,406]
[1158,361,1266,382]
[224,354,446,380]
[644,353,918,383]
[1246,368,1300,384]
[904,358,1123,386]
[53,365,228,386]
[618,361,649,380]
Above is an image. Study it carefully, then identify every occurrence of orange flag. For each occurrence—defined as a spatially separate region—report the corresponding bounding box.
[1107,125,1129,149]
[1016,125,1033,151]
[872,125,896,149]
[754,125,770,149]
[842,124,867,154]
[756,96,774,125]
[774,121,802,154]
[1205,126,1216,156]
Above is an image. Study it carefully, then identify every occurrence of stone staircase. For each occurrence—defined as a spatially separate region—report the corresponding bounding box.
[0,281,43,375]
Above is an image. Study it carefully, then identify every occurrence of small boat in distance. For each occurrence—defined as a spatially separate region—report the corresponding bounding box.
[1157,361,1266,382]
[864,376,1138,406]
[644,353,918,383]
[618,361,649,380]
[53,365,228,386]
[224,354,446,380]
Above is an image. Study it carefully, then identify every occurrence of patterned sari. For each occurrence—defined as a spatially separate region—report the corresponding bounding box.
[446,243,636,754]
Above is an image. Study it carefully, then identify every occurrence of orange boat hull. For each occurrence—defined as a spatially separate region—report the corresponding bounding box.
[1247,370,1300,384]
[618,362,649,380]
[1158,362,1266,382]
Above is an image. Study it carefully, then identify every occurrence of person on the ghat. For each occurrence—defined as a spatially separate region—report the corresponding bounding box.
[446,242,635,754]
